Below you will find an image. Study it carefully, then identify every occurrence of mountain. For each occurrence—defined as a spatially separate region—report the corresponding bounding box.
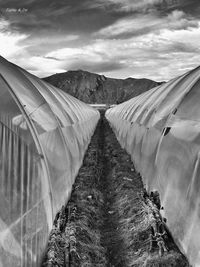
[43,70,163,104]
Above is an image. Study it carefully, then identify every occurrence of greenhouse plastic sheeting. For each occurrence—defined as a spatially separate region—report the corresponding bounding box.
[106,66,200,267]
[0,56,100,266]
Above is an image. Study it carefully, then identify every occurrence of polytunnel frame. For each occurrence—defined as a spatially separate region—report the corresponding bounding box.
[153,67,200,165]
[40,80,98,166]
[56,91,95,145]
[17,67,89,218]
[49,86,80,123]
[42,84,74,125]
[106,65,200,267]
[58,90,86,122]
[18,68,78,178]
[19,68,74,126]
[0,73,54,229]
[0,56,100,267]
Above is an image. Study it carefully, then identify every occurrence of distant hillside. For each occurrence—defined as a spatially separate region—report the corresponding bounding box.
[43,70,163,104]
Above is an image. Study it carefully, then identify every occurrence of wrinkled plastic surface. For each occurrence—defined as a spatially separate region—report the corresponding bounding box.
[106,66,200,267]
[0,56,100,266]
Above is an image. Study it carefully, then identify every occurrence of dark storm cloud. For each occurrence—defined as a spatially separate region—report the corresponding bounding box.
[1,0,200,80]
[43,56,62,61]
[1,0,199,40]
[90,0,200,14]
[96,9,199,41]
[1,0,121,36]
[162,0,200,15]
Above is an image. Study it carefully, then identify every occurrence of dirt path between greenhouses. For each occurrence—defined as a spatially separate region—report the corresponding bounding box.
[42,113,189,267]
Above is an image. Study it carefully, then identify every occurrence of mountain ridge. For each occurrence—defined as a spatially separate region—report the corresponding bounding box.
[43,70,163,104]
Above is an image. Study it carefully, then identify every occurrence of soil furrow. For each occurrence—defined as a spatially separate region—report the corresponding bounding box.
[42,112,189,267]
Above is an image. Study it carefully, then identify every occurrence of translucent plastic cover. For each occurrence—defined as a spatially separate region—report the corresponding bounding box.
[106,66,200,267]
[0,56,100,266]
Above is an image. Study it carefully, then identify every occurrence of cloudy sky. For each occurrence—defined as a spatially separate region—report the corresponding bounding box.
[0,0,200,81]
